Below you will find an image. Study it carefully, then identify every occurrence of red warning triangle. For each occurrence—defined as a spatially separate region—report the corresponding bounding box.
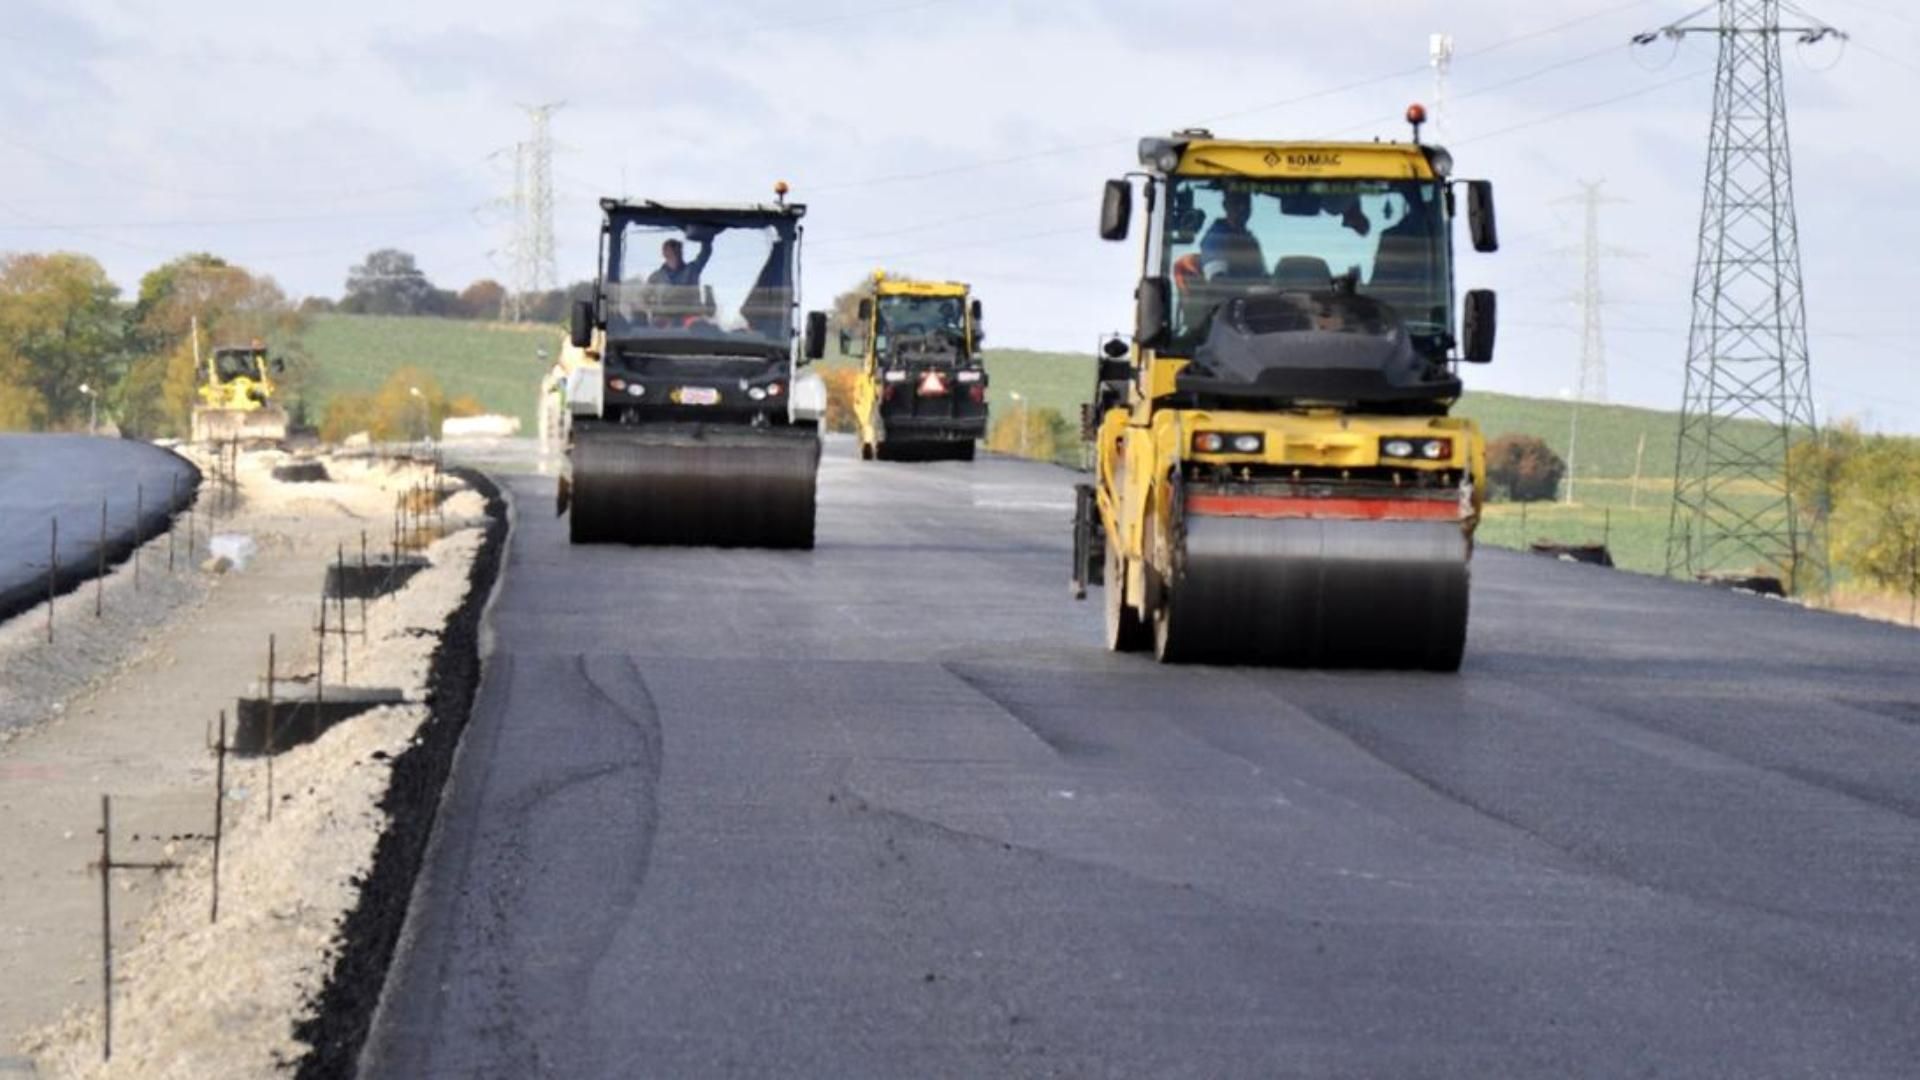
[918,371,948,397]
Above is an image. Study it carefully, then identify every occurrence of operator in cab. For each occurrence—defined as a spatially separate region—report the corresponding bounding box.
[649,236,713,287]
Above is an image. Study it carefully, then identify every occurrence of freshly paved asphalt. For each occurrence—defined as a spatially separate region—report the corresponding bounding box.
[367,437,1920,1079]
[0,435,197,621]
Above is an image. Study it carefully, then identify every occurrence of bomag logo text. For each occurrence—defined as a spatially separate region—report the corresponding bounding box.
[1285,152,1342,169]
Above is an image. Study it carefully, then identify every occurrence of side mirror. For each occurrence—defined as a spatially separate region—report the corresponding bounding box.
[1097,336,1132,385]
[1462,289,1496,363]
[1101,337,1129,360]
[1135,276,1170,348]
[970,298,983,344]
[271,357,286,374]
[1100,179,1132,242]
[1467,180,1498,253]
[803,310,828,362]
[856,298,872,324]
[570,299,594,349]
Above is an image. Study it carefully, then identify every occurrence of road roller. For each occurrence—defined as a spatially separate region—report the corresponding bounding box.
[843,272,989,462]
[557,187,829,547]
[1071,107,1500,669]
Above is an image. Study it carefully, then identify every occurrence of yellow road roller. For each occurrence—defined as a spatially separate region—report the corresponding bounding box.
[558,188,829,548]
[1071,108,1499,669]
[844,273,988,462]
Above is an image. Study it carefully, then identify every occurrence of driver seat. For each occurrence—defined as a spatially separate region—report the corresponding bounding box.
[1272,256,1333,293]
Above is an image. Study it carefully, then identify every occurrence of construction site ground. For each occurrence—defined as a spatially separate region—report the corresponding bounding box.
[0,448,490,1078]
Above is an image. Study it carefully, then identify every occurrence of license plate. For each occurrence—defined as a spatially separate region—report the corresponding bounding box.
[674,386,720,406]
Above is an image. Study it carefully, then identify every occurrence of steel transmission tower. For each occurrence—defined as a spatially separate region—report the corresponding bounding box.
[1636,1,1842,594]
[1429,33,1454,142]
[504,102,563,321]
[1558,180,1628,404]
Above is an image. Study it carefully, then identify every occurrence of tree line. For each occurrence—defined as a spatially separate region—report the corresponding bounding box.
[0,251,304,437]
[304,248,590,324]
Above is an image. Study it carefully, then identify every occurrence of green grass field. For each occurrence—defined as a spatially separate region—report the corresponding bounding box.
[300,313,557,433]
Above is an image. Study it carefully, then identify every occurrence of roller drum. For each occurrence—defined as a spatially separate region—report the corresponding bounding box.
[1159,515,1469,669]
[569,425,819,549]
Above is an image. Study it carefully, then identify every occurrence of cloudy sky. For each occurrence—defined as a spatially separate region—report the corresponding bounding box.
[3,0,1914,429]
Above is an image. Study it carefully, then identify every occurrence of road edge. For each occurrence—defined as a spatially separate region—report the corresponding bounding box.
[287,467,508,1078]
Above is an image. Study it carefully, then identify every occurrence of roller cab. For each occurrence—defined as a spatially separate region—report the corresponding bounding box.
[846,274,988,462]
[559,191,828,548]
[1075,112,1500,669]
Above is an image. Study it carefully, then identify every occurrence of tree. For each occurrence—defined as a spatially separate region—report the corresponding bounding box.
[987,405,1073,464]
[0,252,124,429]
[1485,434,1566,502]
[341,249,438,316]
[320,366,456,443]
[124,253,304,437]
[0,350,47,431]
[457,279,508,320]
[1829,436,1920,623]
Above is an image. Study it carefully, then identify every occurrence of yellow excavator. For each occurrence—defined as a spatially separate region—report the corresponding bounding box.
[190,332,288,443]
[1071,106,1499,669]
[844,273,988,462]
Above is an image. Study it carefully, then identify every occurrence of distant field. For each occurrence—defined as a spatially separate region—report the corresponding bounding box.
[298,315,1721,573]
[300,314,557,433]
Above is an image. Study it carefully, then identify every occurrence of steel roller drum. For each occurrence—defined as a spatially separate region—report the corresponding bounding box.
[569,425,819,549]
[1158,514,1469,669]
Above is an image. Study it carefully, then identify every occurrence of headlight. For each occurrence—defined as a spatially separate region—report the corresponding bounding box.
[883,370,907,383]
[609,378,627,392]
[1425,147,1453,178]
[1193,432,1224,453]
[1381,437,1452,460]
[1230,434,1263,454]
[767,382,784,397]
[748,387,767,401]
[1191,432,1262,454]
[956,370,983,383]
[628,383,645,398]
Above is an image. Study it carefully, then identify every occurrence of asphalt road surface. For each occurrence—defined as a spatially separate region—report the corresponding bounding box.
[367,439,1920,1079]
[0,435,197,621]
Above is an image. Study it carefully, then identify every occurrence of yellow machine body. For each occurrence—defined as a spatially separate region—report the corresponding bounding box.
[1078,131,1497,669]
[848,273,987,462]
[191,345,288,443]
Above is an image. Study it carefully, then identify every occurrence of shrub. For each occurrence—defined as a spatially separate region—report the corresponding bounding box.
[1486,434,1565,502]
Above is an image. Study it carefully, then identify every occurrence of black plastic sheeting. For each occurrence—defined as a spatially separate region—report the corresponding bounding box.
[292,468,505,1079]
[0,435,201,625]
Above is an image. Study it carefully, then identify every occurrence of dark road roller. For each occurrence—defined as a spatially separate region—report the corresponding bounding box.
[557,187,829,547]
[1071,107,1501,669]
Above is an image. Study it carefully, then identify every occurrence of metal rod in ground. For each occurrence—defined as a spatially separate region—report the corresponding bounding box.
[211,711,226,924]
[99,793,112,1062]
[47,518,56,644]
[359,531,369,642]
[96,498,106,618]
[168,475,177,573]
[337,545,350,683]
[316,601,326,709]
[266,634,276,822]
[133,484,143,591]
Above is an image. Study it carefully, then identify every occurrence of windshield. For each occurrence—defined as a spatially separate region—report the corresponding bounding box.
[605,219,796,350]
[213,350,263,381]
[1162,177,1450,353]
[875,295,966,360]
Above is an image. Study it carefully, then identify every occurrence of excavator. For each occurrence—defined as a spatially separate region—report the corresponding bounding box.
[190,335,288,443]
[843,273,988,461]
[1072,106,1499,669]
[557,186,828,547]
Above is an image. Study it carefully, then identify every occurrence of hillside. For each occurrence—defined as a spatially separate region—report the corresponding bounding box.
[297,315,1706,572]
[300,313,557,433]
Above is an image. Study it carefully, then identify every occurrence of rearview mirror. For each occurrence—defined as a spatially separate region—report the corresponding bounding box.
[1135,276,1170,348]
[1462,289,1496,363]
[856,298,872,325]
[570,299,594,349]
[1467,181,1498,253]
[803,310,828,362]
[1101,337,1129,360]
[1100,179,1132,242]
